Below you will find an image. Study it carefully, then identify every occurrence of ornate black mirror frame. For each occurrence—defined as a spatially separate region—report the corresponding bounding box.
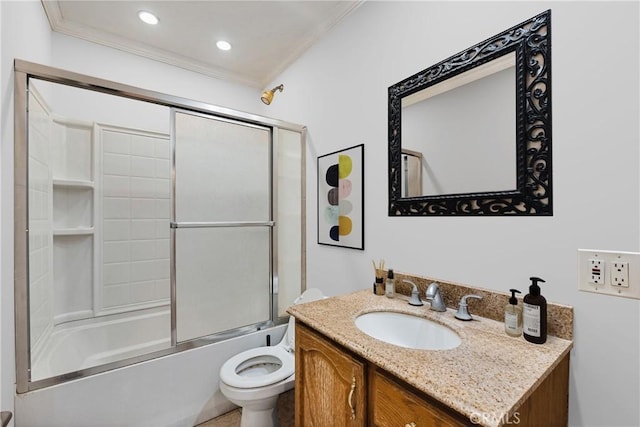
[388,10,551,216]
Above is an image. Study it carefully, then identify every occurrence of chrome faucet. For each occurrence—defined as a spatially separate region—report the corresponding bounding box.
[425,282,446,312]
[455,294,483,321]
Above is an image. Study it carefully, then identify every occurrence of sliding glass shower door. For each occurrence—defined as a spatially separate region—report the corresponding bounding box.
[16,60,305,392]
[173,110,272,342]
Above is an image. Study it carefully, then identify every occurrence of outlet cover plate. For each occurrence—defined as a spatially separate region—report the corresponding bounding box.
[611,261,629,287]
[588,258,605,285]
[578,249,640,299]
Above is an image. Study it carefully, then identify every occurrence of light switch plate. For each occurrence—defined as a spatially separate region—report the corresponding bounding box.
[578,249,640,299]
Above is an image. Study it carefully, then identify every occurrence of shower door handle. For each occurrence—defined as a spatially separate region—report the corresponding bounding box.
[170,221,274,228]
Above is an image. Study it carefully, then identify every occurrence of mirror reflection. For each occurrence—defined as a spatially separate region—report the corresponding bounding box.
[401,149,422,197]
[28,79,172,380]
[401,53,516,196]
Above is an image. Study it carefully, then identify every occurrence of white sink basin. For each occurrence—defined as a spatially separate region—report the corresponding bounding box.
[355,311,461,350]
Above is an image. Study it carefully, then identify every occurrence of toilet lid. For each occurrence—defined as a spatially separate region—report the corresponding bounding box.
[220,345,294,389]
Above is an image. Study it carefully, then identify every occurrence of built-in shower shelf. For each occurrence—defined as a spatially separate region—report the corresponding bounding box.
[53,227,94,236]
[52,179,94,189]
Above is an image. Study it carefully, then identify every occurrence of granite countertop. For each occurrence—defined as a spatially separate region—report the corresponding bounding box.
[288,289,573,427]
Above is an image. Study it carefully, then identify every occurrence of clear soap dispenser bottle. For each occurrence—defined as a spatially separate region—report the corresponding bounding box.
[385,269,395,298]
[505,289,522,337]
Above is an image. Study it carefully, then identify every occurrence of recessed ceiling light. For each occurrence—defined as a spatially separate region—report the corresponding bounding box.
[138,11,159,25]
[216,40,232,51]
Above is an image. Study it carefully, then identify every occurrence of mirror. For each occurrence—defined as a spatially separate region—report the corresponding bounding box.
[388,10,552,215]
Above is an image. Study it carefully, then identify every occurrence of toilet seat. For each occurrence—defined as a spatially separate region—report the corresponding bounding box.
[220,345,294,389]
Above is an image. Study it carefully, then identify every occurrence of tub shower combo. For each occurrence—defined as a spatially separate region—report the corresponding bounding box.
[14,60,306,403]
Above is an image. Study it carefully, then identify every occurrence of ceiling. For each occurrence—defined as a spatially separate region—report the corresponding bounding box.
[41,0,363,88]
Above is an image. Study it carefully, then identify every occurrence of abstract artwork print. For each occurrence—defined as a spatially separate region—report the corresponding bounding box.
[317,144,364,250]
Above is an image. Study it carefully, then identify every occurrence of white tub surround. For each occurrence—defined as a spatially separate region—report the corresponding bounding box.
[16,325,286,427]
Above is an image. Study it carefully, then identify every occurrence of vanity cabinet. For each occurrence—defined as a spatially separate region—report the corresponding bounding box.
[295,322,465,426]
[369,367,470,426]
[295,322,366,426]
[295,320,570,427]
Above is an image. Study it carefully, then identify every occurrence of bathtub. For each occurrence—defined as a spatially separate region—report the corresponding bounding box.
[16,323,287,427]
[30,306,171,381]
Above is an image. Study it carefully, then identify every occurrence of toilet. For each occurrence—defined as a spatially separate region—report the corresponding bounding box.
[219,288,325,427]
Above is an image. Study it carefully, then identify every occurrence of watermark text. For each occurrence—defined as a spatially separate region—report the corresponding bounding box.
[469,411,520,425]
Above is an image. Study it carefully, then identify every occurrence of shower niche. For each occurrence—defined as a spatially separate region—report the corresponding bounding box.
[16,60,306,392]
[50,117,95,324]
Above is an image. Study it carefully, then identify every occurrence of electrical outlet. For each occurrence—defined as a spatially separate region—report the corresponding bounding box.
[611,261,629,287]
[588,258,604,285]
[578,249,640,300]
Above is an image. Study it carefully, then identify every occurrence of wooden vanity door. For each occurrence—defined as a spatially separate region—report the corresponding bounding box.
[369,367,471,427]
[295,322,366,427]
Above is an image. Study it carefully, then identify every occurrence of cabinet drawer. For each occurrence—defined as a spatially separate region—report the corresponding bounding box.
[369,368,470,427]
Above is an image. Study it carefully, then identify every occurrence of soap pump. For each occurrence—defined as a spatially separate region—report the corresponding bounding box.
[523,276,547,344]
[385,269,395,298]
[505,288,522,337]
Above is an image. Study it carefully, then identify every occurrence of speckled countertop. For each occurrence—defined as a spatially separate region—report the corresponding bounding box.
[288,289,573,427]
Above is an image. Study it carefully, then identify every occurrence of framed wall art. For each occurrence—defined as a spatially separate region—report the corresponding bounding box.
[317,144,364,250]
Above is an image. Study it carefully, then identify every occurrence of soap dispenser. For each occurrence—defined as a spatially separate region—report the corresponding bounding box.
[523,277,547,344]
[385,269,395,298]
[505,289,522,337]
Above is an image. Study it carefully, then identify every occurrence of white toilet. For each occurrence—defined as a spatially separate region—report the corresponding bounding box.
[219,288,325,427]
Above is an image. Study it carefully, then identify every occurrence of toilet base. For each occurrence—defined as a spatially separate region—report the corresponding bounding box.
[240,398,279,427]
[220,380,290,427]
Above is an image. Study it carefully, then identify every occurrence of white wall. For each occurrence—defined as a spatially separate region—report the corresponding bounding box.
[49,33,268,117]
[266,2,640,426]
[1,0,53,419]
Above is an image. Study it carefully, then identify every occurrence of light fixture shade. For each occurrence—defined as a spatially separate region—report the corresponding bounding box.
[138,10,159,25]
[260,84,284,105]
[216,40,232,51]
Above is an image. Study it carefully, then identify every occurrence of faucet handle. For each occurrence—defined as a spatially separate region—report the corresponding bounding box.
[455,294,483,321]
[403,280,424,306]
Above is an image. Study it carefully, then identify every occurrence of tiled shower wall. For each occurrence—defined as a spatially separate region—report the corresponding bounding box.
[100,127,171,312]
[28,90,172,333]
[27,89,53,354]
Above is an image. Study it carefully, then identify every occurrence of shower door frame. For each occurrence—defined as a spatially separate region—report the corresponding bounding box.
[14,59,306,393]
[170,109,276,345]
